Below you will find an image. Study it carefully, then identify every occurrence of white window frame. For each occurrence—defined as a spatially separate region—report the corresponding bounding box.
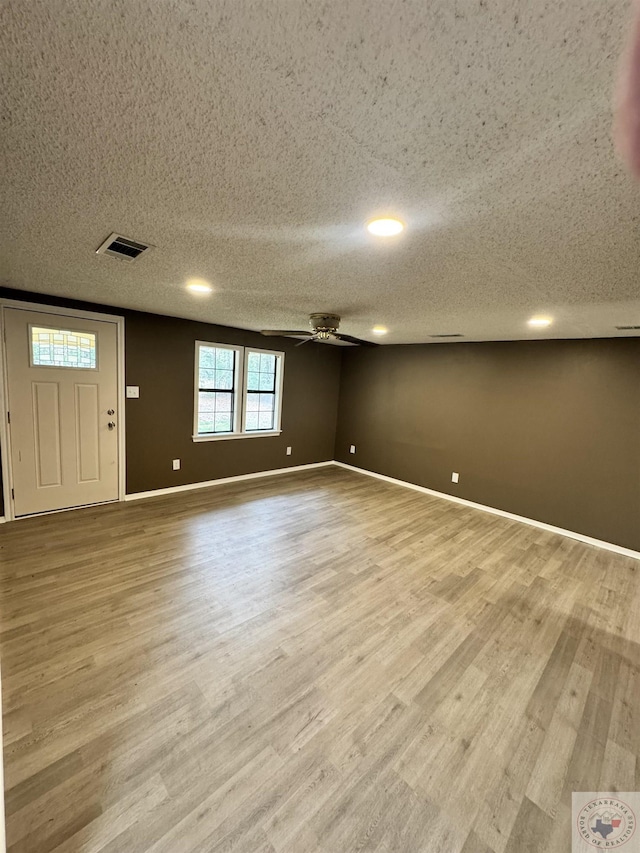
[193,341,284,441]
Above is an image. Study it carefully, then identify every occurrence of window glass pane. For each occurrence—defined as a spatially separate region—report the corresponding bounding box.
[259,393,275,411]
[215,392,232,412]
[246,371,260,391]
[198,413,215,433]
[199,368,234,391]
[214,413,232,432]
[199,347,216,369]
[198,392,215,413]
[258,411,274,430]
[246,393,259,412]
[216,370,234,390]
[247,352,260,372]
[31,326,96,369]
[199,368,216,389]
[260,353,276,373]
[258,372,274,391]
[215,349,234,370]
[245,412,259,431]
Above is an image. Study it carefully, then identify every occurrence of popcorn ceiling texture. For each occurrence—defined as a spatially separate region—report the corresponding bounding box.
[1,0,639,344]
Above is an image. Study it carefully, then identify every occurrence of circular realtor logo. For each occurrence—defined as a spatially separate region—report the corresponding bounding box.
[576,798,636,847]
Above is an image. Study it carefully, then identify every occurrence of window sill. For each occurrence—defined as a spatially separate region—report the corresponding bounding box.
[192,431,282,443]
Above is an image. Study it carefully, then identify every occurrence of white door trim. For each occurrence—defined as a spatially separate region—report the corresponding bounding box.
[0,299,126,521]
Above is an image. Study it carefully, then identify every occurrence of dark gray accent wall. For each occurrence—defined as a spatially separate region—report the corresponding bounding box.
[0,287,341,505]
[334,339,640,552]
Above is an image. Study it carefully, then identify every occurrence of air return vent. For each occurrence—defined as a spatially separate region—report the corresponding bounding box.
[615,325,640,331]
[95,233,152,262]
[429,333,464,338]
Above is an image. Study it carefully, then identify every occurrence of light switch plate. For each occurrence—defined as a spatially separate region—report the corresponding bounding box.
[126,386,140,399]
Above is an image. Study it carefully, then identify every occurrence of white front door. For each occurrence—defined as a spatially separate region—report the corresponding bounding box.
[4,308,120,516]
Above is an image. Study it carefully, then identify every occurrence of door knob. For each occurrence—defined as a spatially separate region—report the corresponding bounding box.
[107,409,115,415]
[108,421,116,430]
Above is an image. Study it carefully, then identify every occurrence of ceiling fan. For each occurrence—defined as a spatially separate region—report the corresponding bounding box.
[260,313,378,346]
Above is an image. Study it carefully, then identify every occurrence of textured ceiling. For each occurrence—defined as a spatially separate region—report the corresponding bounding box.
[1,0,639,344]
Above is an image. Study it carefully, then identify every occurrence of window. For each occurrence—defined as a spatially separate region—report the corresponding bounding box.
[195,343,239,435]
[31,326,97,369]
[194,342,284,440]
[245,350,278,432]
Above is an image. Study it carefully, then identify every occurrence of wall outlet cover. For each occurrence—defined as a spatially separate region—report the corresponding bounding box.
[172,459,181,470]
[452,472,459,484]
[350,445,356,454]
[126,386,140,398]
[286,446,292,455]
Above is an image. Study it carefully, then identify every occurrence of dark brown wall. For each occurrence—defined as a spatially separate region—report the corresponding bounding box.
[0,287,341,502]
[3,285,639,553]
[123,311,341,493]
[334,339,640,552]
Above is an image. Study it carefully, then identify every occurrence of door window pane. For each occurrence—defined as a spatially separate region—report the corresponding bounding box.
[31,327,97,369]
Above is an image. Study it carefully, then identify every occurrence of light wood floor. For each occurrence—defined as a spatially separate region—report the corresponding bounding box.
[2,467,639,852]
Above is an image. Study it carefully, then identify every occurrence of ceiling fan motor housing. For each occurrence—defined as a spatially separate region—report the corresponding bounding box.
[309,313,340,333]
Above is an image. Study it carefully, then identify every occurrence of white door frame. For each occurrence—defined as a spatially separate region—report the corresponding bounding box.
[0,298,126,521]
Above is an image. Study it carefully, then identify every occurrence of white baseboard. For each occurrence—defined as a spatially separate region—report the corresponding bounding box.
[0,516,5,524]
[38,456,636,561]
[124,461,334,502]
[333,461,640,561]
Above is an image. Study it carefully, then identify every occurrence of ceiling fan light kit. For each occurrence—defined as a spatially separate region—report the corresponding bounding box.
[260,313,378,347]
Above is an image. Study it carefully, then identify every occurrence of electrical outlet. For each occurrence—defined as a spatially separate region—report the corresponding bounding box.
[451,472,459,484]
[286,446,292,456]
[350,445,356,454]
[126,385,140,399]
[172,459,181,471]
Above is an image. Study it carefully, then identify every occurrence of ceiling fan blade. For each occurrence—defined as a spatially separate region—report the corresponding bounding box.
[333,333,379,347]
[260,330,313,337]
[295,335,317,347]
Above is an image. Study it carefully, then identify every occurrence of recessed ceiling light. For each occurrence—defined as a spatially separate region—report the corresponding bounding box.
[186,278,212,294]
[372,326,388,335]
[528,316,552,328]
[367,218,404,237]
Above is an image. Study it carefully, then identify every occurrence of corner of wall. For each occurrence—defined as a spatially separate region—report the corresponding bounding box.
[332,345,349,461]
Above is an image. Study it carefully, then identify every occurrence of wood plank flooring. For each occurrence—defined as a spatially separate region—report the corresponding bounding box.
[1,466,639,852]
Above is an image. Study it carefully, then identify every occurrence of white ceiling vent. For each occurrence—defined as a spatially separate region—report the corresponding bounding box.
[429,333,464,338]
[615,325,640,331]
[95,233,152,262]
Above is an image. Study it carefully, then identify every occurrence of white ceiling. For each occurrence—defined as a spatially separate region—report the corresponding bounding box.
[2,0,639,344]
